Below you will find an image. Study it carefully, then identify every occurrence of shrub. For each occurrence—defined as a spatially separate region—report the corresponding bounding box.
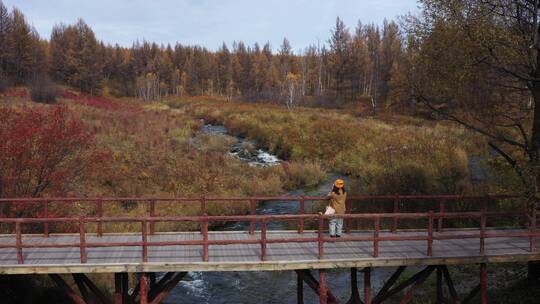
[0,106,104,199]
[180,97,475,195]
[30,76,58,103]
[280,161,327,190]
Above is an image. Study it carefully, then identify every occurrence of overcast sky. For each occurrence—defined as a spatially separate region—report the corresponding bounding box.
[3,0,419,51]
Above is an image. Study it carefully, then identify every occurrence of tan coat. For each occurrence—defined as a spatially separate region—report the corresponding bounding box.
[328,189,347,214]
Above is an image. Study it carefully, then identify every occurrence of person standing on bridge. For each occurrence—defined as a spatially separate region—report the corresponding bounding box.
[327,179,346,237]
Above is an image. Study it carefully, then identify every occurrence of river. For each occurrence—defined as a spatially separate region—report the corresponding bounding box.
[160,122,528,303]
[163,123,395,304]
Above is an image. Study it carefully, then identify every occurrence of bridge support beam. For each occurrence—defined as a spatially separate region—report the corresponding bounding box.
[480,263,488,304]
[114,273,124,304]
[140,273,148,304]
[528,261,540,282]
[48,272,187,304]
[294,269,337,304]
[346,267,362,304]
[436,267,443,303]
[297,269,304,304]
[72,273,112,304]
[49,274,86,304]
[319,269,327,304]
[364,267,371,304]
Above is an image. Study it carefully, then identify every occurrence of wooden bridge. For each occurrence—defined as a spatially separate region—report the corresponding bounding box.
[0,195,538,304]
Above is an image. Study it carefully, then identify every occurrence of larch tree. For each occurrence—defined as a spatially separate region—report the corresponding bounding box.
[328,17,352,99]
[350,22,370,101]
[379,20,403,105]
[0,0,409,106]
[0,1,12,81]
[364,24,381,109]
[8,8,33,84]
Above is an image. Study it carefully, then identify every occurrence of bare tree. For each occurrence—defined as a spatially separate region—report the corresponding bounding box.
[408,0,540,217]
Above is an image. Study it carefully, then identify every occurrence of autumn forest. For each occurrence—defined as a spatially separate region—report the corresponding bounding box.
[0,1,406,107]
[2,0,540,302]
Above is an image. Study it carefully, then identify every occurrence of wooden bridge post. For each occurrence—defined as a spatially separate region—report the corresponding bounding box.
[97,199,103,236]
[148,200,156,235]
[200,195,206,216]
[43,201,49,237]
[373,216,380,258]
[298,196,305,234]
[437,199,445,232]
[319,269,328,304]
[142,220,148,262]
[427,211,434,256]
[347,267,361,304]
[15,221,23,264]
[364,267,372,304]
[318,214,324,259]
[202,215,209,262]
[114,273,122,304]
[140,273,148,304]
[480,213,486,255]
[346,198,352,234]
[480,263,488,304]
[392,199,399,233]
[79,217,87,263]
[261,218,267,261]
[121,273,129,304]
[297,270,304,304]
[249,199,256,234]
[436,266,443,303]
[200,195,206,237]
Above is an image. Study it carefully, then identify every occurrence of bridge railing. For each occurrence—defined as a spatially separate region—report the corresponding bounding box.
[0,195,535,265]
[0,211,536,264]
[0,194,520,234]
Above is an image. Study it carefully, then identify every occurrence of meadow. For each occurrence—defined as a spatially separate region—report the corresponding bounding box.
[171,97,484,196]
[0,90,329,232]
[2,89,508,234]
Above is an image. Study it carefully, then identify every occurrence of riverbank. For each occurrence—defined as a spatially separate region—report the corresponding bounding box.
[170,97,484,196]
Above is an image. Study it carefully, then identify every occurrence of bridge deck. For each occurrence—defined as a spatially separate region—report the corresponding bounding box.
[0,229,538,274]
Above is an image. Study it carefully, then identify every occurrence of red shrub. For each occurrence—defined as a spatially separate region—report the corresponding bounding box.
[0,106,106,200]
[2,88,28,98]
[60,90,80,100]
[60,90,140,112]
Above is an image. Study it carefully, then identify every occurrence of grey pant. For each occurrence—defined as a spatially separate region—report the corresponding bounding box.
[329,218,343,236]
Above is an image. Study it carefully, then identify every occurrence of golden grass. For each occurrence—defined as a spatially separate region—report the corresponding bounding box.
[171,97,481,195]
[0,95,331,232]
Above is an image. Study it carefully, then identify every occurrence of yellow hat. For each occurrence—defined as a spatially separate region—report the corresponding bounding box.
[334,179,345,188]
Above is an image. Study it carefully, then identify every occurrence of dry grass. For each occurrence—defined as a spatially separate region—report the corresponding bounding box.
[0,93,330,232]
[171,97,482,195]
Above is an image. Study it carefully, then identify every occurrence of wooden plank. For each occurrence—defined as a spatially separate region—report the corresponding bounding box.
[0,230,538,274]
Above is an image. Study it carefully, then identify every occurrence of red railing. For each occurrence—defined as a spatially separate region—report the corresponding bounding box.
[0,195,536,265]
